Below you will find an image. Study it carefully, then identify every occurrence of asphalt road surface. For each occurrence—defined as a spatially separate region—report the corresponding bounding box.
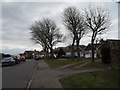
[2,59,38,88]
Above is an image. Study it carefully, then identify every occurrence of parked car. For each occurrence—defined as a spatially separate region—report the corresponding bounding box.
[13,56,21,64]
[19,56,26,62]
[1,57,16,66]
[34,55,42,60]
[64,54,77,59]
[40,55,45,59]
[0,62,1,67]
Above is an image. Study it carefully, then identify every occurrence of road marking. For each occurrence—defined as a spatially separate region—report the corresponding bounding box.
[26,61,39,90]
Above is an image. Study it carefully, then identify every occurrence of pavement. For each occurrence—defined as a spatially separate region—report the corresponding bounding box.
[30,60,62,88]
[30,60,111,88]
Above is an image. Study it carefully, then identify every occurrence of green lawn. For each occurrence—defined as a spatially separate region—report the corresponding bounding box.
[83,59,110,68]
[60,69,120,88]
[45,58,91,68]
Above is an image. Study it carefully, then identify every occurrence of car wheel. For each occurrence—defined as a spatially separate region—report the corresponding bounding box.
[9,62,13,66]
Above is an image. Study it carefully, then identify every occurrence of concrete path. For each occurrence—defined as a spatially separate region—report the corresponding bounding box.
[58,61,92,69]
[30,60,62,88]
[73,61,92,68]
[30,60,111,88]
[58,62,81,69]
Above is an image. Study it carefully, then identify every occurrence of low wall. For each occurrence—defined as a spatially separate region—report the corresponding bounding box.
[110,45,120,70]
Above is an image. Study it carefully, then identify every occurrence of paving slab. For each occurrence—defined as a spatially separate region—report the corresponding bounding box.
[30,60,62,88]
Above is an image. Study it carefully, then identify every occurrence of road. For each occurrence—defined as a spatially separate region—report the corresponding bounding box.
[2,59,38,88]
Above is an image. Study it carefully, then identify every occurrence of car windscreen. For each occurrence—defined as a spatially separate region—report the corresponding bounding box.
[2,57,12,60]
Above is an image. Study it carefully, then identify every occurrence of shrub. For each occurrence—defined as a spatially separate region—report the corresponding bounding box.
[101,47,111,64]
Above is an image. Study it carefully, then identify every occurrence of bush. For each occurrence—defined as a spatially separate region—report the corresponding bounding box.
[101,47,111,64]
[57,48,66,58]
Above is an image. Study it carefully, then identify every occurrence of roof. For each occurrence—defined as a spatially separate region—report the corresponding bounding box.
[67,45,86,52]
[24,50,40,55]
[53,45,86,53]
[39,50,46,54]
[100,39,120,47]
[53,47,70,53]
[84,43,100,51]
[24,51,33,53]
[107,39,120,45]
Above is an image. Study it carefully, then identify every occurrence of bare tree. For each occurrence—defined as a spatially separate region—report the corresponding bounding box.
[30,18,63,58]
[63,7,86,58]
[83,5,111,62]
[75,16,86,58]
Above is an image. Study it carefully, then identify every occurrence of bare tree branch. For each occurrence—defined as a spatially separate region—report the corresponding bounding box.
[30,18,63,58]
[83,5,111,62]
[63,7,87,57]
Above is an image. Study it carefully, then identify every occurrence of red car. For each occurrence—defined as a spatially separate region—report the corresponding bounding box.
[19,56,26,61]
[34,55,42,60]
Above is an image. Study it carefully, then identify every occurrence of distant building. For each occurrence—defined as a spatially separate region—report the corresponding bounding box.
[83,43,101,58]
[67,45,86,57]
[19,53,25,57]
[39,50,47,55]
[23,50,40,59]
[33,50,40,56]
[53,45,86,57]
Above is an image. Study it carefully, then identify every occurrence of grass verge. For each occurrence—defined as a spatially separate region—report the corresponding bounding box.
[59,69,120,88]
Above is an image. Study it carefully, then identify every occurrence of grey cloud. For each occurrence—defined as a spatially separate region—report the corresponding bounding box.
[1,2,118,55]
[2,48,25,55]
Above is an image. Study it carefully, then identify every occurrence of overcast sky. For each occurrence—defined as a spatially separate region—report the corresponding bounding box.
[0,0,118,55]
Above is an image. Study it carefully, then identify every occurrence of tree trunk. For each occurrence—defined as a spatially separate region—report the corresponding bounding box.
[46,49,49,59]
[76,40,80,58]
[44,46,49,59]
[91,40,95,62]
[50,47,54,59]
[71,37,75,56]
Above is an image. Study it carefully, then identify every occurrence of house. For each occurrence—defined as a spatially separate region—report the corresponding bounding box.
[54,47,69,54]
[53,45,86,57]
[39,50,46,55]
[33,50,40,56]
[83,43,101,58]
[66,45,86,57]
[38,50,48,57]
[24,51,33,59]
[19,53,25,57]
[100,39,120,69]
[24,50,40,59]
